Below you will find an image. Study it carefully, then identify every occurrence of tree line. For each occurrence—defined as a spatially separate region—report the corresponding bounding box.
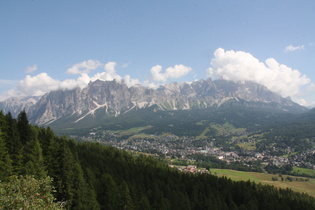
[0,110,315,209]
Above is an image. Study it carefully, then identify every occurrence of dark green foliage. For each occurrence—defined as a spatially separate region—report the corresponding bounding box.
[22,127,47,179]
[17,110,31,145]
[0,111,99,209]
[74,142,315,210]
[50,105,298,136]
[0,175,62,209]
[0,110,315,210]
[3,112,22,174]
[0,130,12,180]
[254,109,315,155]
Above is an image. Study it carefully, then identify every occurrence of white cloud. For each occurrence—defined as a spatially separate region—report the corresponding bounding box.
[25,64,38,73]
[140,80,156,89]
[150,64,192,82]
[306,83,315,92]
[150,65,165,82]
[207,48,311,101]
[284,44,305,52]
[17,73,60,96]
[124,75,140,87]
[91,62,122,82]
[0,89,22,101]
[0,79,19,86]
[59,73,91,90]
[66,59,101,74]
[1,54,313,107]
[0,60,144,101]
[104,62,116,74]
[2,72,92,100]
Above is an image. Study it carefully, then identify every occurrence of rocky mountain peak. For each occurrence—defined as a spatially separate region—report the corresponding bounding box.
[0,78,308,125]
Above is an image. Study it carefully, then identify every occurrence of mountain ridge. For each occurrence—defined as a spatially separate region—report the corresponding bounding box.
[0,78,308,128]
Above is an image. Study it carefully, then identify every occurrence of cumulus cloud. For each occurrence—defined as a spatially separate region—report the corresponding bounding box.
[59,73,91,90]
[150,65,165,82]
[142,80,159,89]
[284,44,305,52]
[0,60,144,101]
[90,62,141,87]
[66,59,101,74]
[17,73,60,96]
[91,62,122,82]
[207,48,311,99]
[150,64,192,82]
[306,83,315,92]
[0,89,22,101]
[25,64,38,73]
[124,75,140,87]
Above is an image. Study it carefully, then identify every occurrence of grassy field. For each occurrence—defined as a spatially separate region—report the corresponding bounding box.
[196,127,210,139]
[197,122,247,139]
[117,125,152,136]
[211,169,315,197]
[236,142,256,150]
[292,167,315,177]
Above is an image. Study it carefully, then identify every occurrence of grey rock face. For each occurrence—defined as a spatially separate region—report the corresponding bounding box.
[0,96,40,117]
[0,78,307,125]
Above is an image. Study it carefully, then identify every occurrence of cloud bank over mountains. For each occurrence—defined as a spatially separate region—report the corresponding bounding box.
[150,65,192,82]
[1,48,314,106]
[66,60,101,75]
[207,48,311,103]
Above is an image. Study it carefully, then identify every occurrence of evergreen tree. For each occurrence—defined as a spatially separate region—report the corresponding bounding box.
[138,196,151,210]
[53,138,76,206]
[99,173,119,209]
[119,181,135,210]
[0,130,12,180]
[17,110,31,145]
[71,162,100,210]
[1,110,315,209]
[52,138,99,209]
[22,126,47,179]
[4,112,22,174]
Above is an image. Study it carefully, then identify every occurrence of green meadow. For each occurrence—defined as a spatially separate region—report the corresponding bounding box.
[292,167,315,177]
[211,169,315,198]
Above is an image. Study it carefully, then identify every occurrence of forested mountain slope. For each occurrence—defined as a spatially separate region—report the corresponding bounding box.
[0,110,314,209]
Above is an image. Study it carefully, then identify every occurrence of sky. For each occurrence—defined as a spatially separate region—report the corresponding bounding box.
[1,0,315,106]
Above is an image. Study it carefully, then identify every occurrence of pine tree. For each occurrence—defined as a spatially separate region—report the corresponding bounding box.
[53,138,76,205]
[0,130,12,180]
[100,173,119,209]
[119,181,135,210]
[72,162,100,210]
[4,112,22,174]
[17,110,31,145]
[22,126,47,179]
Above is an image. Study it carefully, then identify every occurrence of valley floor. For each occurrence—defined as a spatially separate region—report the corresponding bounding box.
[211,169,315,197]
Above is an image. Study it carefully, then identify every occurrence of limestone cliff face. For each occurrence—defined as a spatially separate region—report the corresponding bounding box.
[0,78,307,125]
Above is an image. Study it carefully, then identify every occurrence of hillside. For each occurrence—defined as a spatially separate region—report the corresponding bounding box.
[211,169,315,197]
[1,111,315,209]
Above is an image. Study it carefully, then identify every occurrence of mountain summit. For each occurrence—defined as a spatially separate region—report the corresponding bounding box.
[0,78,307,127]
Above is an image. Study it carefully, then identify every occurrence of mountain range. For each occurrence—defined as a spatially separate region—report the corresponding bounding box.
[0,78,308,134]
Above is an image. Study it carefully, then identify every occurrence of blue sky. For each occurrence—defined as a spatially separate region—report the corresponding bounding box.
[1,0,315,106]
